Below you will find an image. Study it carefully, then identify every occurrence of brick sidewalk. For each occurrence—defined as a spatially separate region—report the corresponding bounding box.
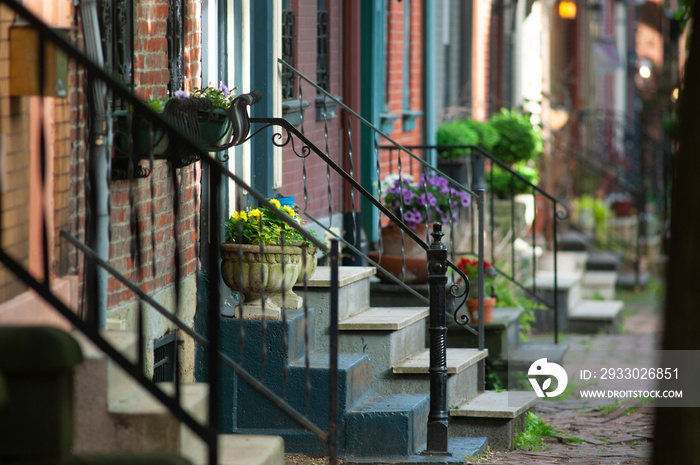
[476,292,663,464]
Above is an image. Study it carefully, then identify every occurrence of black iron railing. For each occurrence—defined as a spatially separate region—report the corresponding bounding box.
[387,145,569,343]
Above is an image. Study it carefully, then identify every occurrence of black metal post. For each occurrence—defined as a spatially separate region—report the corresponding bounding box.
[425,223,450,455]
[328,239,339,465]
[207,167,221,465]
[476,188,486,391]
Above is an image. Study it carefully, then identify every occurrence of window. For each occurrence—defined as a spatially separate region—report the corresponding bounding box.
[167,0,185,94]
[316,0,329,92]
[281,8,296,100]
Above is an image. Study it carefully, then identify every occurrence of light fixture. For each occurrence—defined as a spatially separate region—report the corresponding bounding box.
[559,0,577,19]
[638,58,652,79]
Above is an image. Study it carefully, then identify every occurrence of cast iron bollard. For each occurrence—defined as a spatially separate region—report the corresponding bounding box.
[425,223,450,455]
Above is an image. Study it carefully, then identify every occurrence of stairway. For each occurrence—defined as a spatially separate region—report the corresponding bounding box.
[212,265,495,461]
[532,231,626,333]
[71,329,284,465]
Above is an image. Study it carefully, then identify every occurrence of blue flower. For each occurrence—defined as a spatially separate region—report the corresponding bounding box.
[219,81,230,96]
[174,90,189,99]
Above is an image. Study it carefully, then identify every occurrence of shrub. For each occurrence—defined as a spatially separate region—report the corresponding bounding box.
[436,119,501,160]
[489,162,540,199]
[489,108,543,165]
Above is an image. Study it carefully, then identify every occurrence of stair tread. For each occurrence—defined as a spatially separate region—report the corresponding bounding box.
[187,434,284,465]
[450,390,538,419]
[110,382,208,419]
[393,348,487,375]
[299,266,376,288]
[531,271,583,289]
[582,271,619,285]
[569,300,624,320]
[339,307,429,330]
[218,434,284,465]
[73,329,138,362]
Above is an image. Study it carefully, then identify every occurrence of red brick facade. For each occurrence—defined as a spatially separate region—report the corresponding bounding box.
[280,0,345,221]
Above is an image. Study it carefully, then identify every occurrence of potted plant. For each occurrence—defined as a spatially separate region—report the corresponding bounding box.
[456,257,498,323]
[113,81,237,162]
[221,198,317,318]
[435,118,499,185]
[369,173,471,284]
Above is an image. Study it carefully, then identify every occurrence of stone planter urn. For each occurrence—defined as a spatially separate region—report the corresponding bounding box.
[220,243,304,319]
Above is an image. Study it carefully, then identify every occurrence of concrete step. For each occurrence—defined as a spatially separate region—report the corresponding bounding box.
[530,271,583,332]
[586,252,621,272]
[296,266,376,352]
[616,270,652,290]
[557,231,595,252]
[73,330,140,406]
[369,279,430,308]
[342,436,488,465]
[490,342,569,390]
[447,307,523,361]
[345,391,429,456]
[187,434,284,465]
[109,383,207,461]
[339,307,429,331]
[567,299,625,333]
[581,271,618,300]
[449,391,538,450]
[392,349,488,406]
[538,250,589,274]
[234,352,372,454]
[338,307,429,391]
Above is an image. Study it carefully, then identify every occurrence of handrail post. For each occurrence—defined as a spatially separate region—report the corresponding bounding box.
[425,223,450,455]
[476,188,486,391]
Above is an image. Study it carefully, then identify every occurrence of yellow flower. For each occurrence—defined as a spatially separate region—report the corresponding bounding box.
[269,198,281,209]
[282,205,296,217]
[233,211,247,221]
[247,209,262,221]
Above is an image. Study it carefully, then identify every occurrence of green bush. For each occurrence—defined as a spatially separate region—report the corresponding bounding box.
[489,108,543,165]
[489,162,540,199]
[436,120,479,159]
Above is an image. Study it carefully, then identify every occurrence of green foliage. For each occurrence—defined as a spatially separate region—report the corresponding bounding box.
[436,120,480,159]
[513,412,556,450]
[489,162,540,199]
[572,195,613,246]
[224,200,315,246]
[436,119,500,160]
[489,108,543,165]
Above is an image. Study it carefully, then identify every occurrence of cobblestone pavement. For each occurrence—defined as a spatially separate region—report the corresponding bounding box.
[475,290,663,465]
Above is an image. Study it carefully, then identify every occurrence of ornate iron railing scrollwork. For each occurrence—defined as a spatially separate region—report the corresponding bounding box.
[445,261,477,335]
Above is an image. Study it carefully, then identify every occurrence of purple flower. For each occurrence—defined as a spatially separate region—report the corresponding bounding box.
[174,90,189,99]
[460,194,470,207]
[219,81,230,96]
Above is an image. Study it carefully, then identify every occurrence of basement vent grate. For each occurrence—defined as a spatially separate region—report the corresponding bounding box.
[153,333,177,382]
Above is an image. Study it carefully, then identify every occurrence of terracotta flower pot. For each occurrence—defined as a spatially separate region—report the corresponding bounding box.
[368,251,428,284]
[220,243,303,318]
[466,297,496,324]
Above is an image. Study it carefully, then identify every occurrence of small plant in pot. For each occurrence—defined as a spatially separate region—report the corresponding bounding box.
[113,81,238,161]
[221,198,317,318]
[435,119,500,185]
[370,174,471,284]
[456,257,498,323]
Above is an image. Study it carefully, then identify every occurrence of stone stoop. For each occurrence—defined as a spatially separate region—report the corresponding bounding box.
[449,391,538,450]
[392,348,488,407]
[283,266,490,460]
[72,330,284,465]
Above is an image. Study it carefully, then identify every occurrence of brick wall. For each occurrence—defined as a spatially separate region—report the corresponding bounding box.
[280,0,344,221]
[0,4,31,301]
[105,0,201,310]
[378,0,424,184]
